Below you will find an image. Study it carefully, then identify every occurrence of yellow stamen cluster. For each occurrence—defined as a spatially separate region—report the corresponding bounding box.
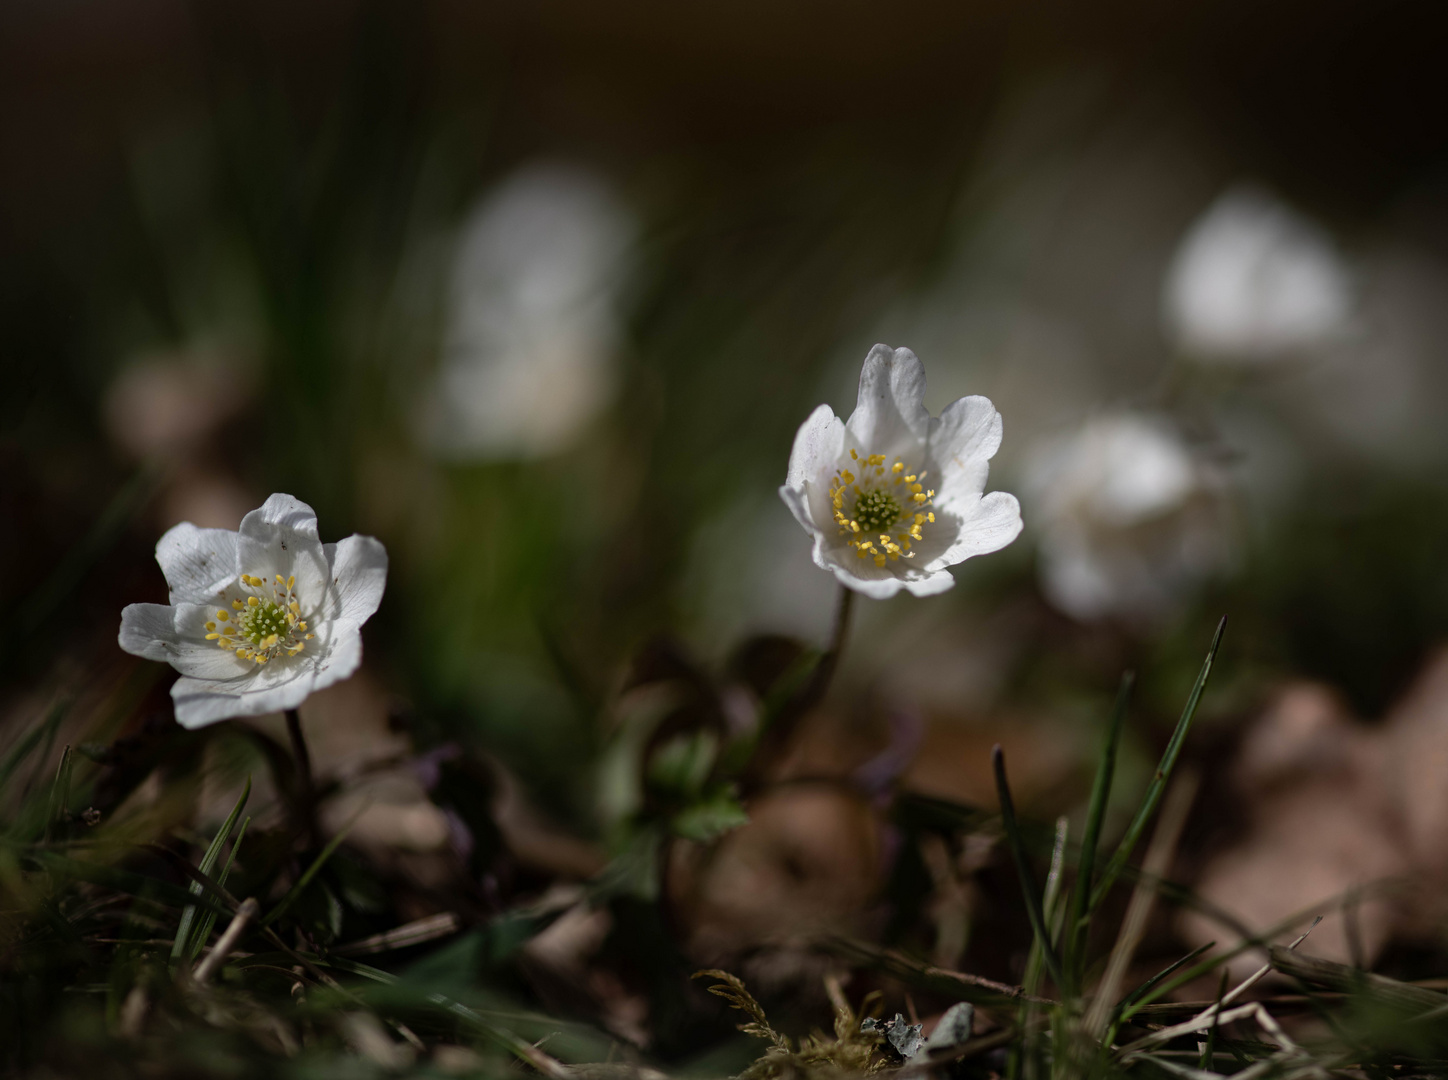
[205,572,315,665]
[828,448,937,568]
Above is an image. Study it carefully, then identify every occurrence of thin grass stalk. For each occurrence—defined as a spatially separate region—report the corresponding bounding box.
[187,815,251,961]
[993,745,1065,990]
[1119,913,1323,1023]
[171,777,251,965]
[1067,672,1133,987]
[1013,817,1069,1080]
[262,811,361,927]
[1090,617,1224,912]
[1083,772,1198,1042]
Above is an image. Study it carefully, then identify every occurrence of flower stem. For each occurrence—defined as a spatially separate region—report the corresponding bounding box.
[740,583,856,790]
[816,582,855,693]
[284,708,317,845]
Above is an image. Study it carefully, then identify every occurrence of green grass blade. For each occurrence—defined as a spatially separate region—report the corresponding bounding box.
[172,777,251,964]
[44,745,74,843]
[1066,671,1133,983]
[1115,941,1214,1019]
[0,702,68,792]
[1198,971,1229,1070]
[1090,618,1225,912]
[34,852,232,914]
[261,813,359,927]
[993,745,1064,990]
[187,815,251,962]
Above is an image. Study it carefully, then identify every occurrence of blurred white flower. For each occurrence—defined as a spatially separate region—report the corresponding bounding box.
[779,344,1022,599]
[1163,184,1353,361]
[119,494,387,728]
[1026,413,1230,622]
[419,163,636,459]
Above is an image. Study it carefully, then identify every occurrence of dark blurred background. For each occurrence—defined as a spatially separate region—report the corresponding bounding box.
[6,0,1448,1052]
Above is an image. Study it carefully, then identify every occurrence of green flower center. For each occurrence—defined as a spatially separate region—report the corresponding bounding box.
[203,572,315,666]
[854,488,904,532]
[239,600,290,647]
[827,451,937,568]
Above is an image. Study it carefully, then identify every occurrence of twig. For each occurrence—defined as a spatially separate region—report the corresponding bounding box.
[194,897,259,985]
[1116,918,1321,1056]
[333,912,461,956]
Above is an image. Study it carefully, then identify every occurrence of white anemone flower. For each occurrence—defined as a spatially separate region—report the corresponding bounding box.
[1163,184,1353,361]
[779,344,1023,599]
[119,494,388,728]
[1026,413,1231,622]
[419,163,635,460]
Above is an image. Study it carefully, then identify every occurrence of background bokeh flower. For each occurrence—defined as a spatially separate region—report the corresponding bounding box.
[417,163,637,460]
[1163,184,1355,363]
[1024,412,1233,623]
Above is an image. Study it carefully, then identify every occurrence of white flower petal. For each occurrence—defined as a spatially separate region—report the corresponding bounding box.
[937,491,1024,566]
[155,523,239,605]
[237,493,329,605]
[170,679,254,728]
[310,619,364,693]
[170,604,256,678]
[321,536,389,624]
[119,602,252,679]
[784,403,844,492]
[779,484,818,537]
[829,563,909,599]
[930,395,1004,510]
[171,670,314,728]
[845,345,930,460]
[902,569,957,597]
[119,603,182,663]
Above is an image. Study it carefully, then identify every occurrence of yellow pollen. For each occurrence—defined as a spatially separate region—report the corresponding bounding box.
[831,452,935,566]
[205,633,220,640]
[205,622,216,632]
[225,571,311,664]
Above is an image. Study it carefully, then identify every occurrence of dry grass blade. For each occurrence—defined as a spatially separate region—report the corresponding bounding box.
[194,897,259,985]
[1084,771,1198,1038]
[333,912,462,956]
[1268,946,1448,1014]
[1117,918,1321,1057]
